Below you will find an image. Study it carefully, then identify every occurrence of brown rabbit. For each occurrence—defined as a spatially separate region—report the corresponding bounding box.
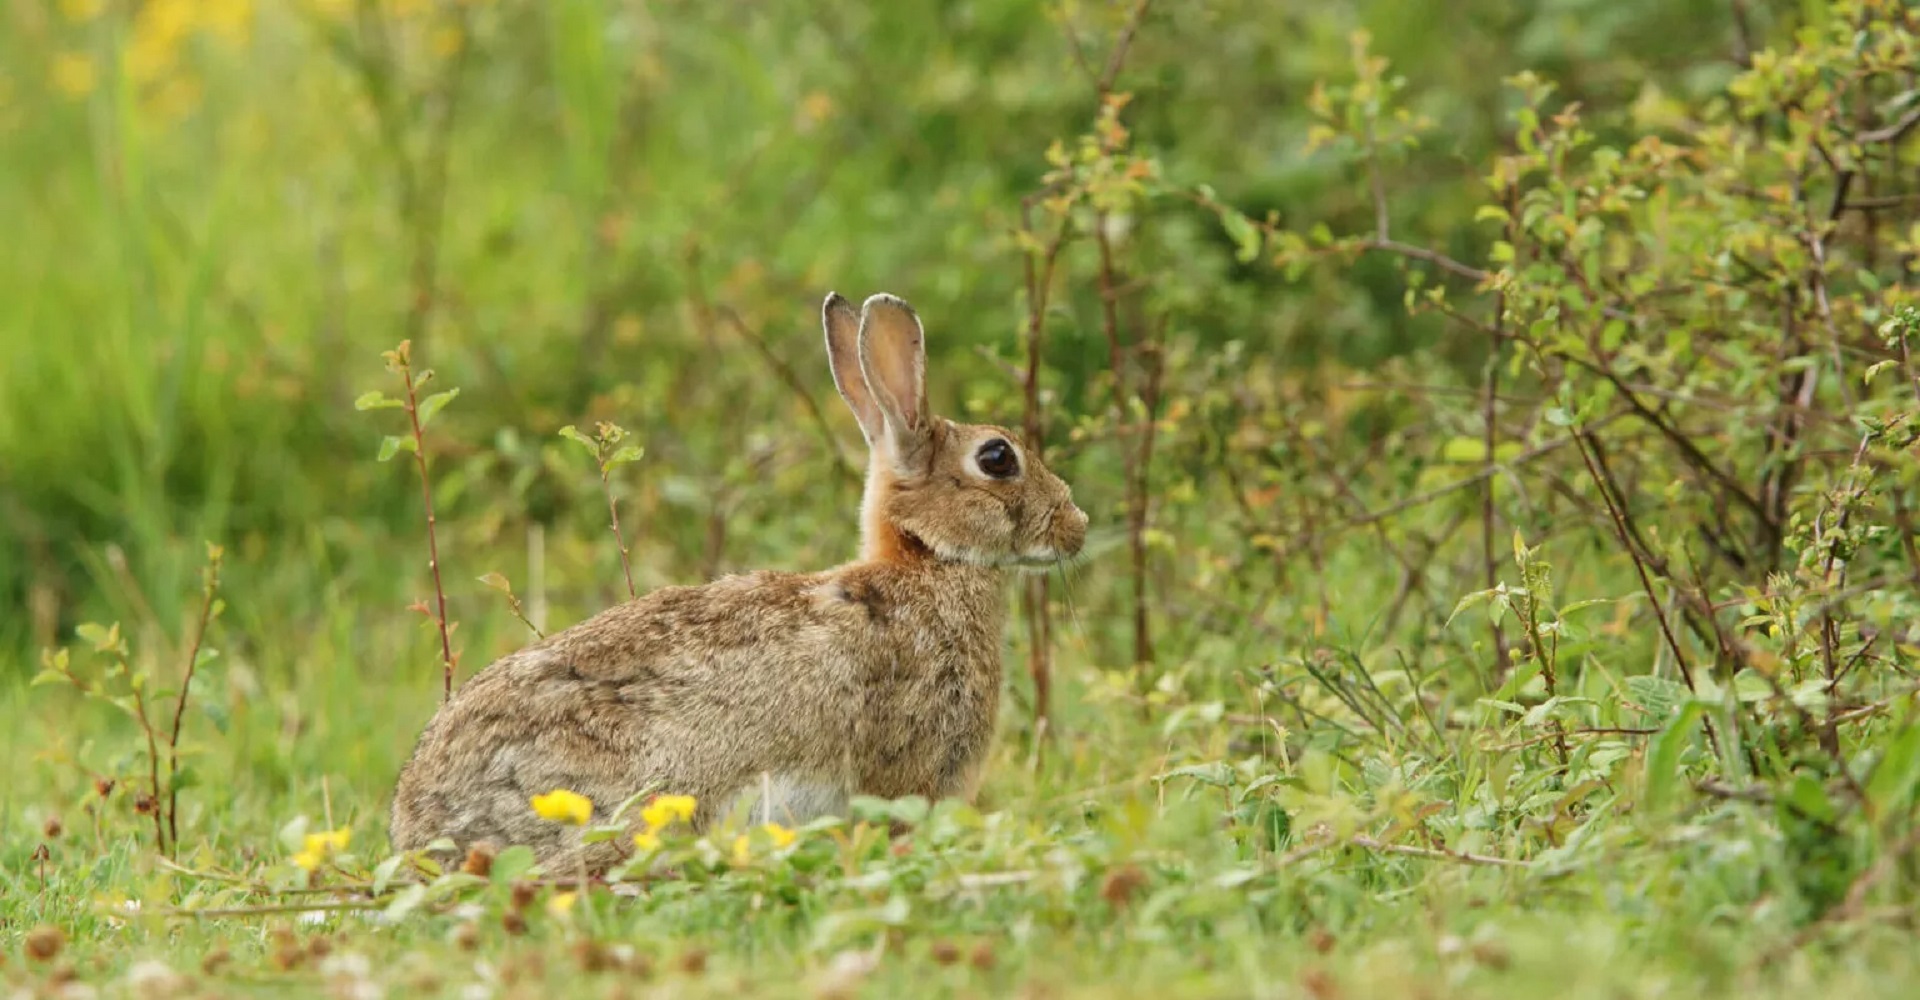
[388,292,1088,869]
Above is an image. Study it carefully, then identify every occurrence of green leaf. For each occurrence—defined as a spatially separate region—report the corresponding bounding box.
[1625,676,1688,721]
[1866,721,1920,817]
[559,425,597,454]
[490,845,537,885]
[353,391,402,411]
[1441,436,1487,463]
[1218,208,1262,263]
[1155,762,1235,789]
[604,443,645,469]
[1446,587,1501,627]
[1864,359,1898,386]
[417,388,460,427]
[383,883,429,922]
[372,854,408,896]
[1643,702,1704,813]
[1783,773,1835,824]
[377,435,417,462]
[477,571,513,593]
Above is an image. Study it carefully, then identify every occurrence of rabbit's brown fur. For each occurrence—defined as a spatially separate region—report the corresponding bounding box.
[389,292,1087,870]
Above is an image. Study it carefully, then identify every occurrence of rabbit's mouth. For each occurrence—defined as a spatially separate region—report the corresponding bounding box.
[1005,549,1083,572]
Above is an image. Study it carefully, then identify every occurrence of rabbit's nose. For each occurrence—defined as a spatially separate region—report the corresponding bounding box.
[1057,503,1089,554]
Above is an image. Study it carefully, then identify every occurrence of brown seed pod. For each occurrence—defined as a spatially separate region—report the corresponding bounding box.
[24,926,65,963]
[461,845,496,878]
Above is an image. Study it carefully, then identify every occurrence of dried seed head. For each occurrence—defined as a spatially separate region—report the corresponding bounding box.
[501,911,528,937]
[452,923,480,952]
[1469,941,1510,971]
[43,815,63,839]
[968,941,996,971]
[461,845,495,878]
[133,793,158,816]
[509,881,538,911]
[676,949,708,976]
[929,940,961,966]
[24,926,65,963]
[270,943,305,972]
[1099,864,1148,909]
[1301,968,1340,1000]
[93,778,116,799]
[200,949,231,975]
[573,941,615,974]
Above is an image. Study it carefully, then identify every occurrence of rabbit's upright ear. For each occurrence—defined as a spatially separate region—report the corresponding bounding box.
[823,292,884,446]
[857,293,932,472]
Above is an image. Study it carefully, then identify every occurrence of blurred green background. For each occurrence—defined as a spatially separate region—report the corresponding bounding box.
[0,0,1760,664]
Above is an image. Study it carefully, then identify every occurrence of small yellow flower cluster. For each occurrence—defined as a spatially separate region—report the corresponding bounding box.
[730,823,799,866]
[49,0,253,118]
[291,827,351,872]
[632,794,697,852]
[529,788,593,825]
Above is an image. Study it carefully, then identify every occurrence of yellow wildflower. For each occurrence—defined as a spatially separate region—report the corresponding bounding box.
[731,834,752,866]
[292,827,351,871]
[640,794,697,831]
[307,828,351,854]
[50,53,94,99]
[762,823,798,849]
[530,789,592,825]
[633,830,661,853]
[546,891,578,918]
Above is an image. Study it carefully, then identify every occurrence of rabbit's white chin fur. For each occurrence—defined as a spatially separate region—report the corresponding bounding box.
[922,538,1074,570]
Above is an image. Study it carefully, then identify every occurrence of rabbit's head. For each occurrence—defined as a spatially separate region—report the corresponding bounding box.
[824,292,1088,569]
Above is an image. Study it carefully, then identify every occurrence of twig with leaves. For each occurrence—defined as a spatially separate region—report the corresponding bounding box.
[561,421,646,601]
[357,341,462,701]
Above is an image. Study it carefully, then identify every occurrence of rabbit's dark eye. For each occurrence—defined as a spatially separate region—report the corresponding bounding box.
[976,438,1019,479]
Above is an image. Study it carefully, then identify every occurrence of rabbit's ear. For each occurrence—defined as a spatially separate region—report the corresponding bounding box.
[823,292,884,446]
[857,293,932,471]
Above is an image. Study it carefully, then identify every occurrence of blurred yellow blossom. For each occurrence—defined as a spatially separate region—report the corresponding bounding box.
[201,0,255,45]
[431,25,465,59]
[640,794,696,831]
[50,53,95,99]
[632,830,661,853]
[530,789,592,825]
[292,827,351,871]
[546,891,578,918]
[731,823,798,865]
[59,0,105,20]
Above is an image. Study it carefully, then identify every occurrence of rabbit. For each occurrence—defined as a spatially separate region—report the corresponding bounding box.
[388,291,1088,871]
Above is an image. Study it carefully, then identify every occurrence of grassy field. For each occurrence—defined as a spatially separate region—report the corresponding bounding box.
[5,0,1920,996]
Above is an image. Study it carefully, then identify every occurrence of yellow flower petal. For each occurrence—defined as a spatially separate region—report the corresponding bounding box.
[50,53,95,99]
[633,830,661,853]
[530,789,593,825]
[640,793,697,831]
[731,835,751,866]
[546,891,578,918]
[761,823,797,849]
[302,827,352,856]
[291,850,322,872]
[59,0,105,21]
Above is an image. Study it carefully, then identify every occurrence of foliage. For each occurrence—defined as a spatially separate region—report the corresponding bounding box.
[5,0,1920,996]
